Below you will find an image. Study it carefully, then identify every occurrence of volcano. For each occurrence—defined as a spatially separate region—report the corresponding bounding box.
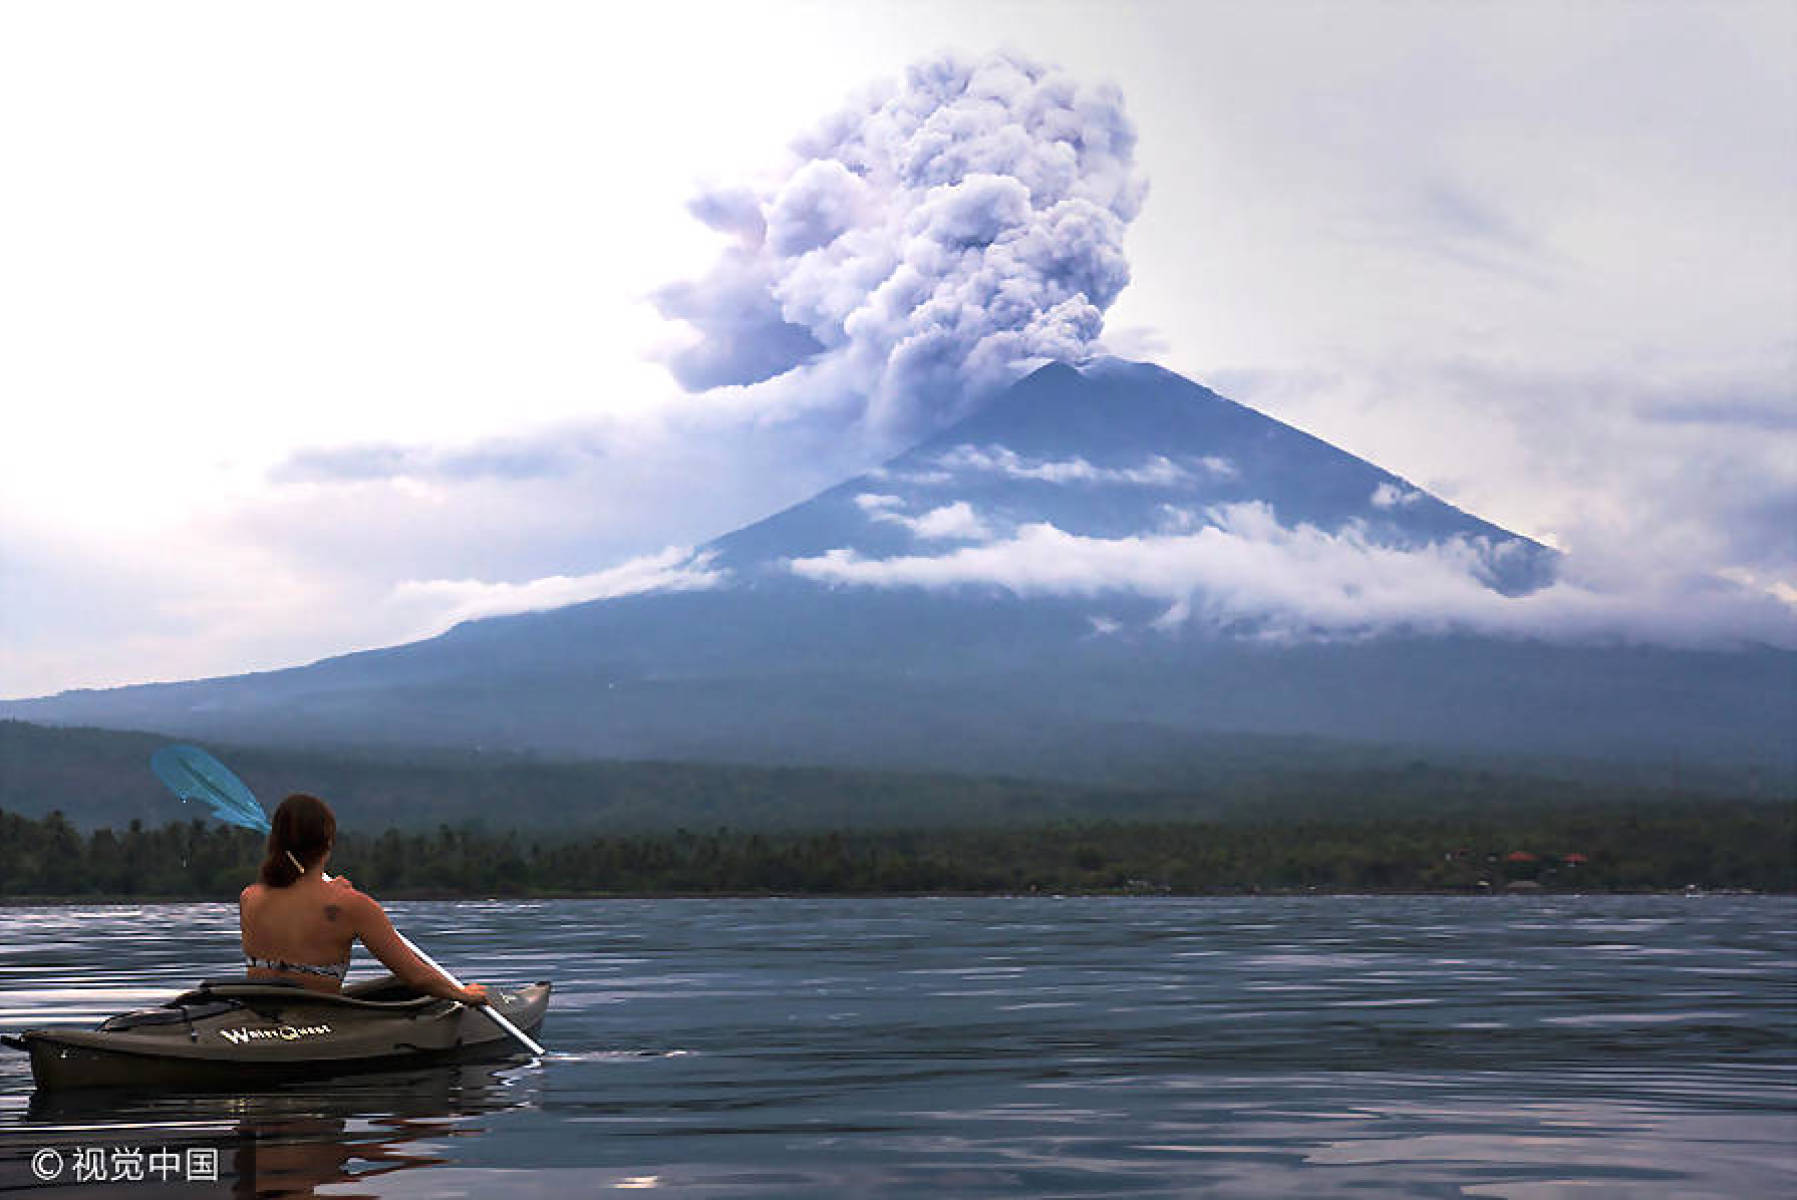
[6,360,1790,778]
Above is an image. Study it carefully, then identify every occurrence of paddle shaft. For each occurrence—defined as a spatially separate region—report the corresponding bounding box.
[395,928,546,1057]
[325,873,545,1056]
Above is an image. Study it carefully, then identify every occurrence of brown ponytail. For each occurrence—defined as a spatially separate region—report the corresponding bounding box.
[259,793,336,887]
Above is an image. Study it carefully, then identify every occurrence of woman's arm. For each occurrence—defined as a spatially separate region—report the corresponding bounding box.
[237,886,253,949]
[346,889,487,1005]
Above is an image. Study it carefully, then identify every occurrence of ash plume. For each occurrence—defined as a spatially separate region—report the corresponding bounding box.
[657,52,1147,442]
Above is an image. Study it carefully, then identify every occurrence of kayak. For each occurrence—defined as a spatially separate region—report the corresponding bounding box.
[2,974,550,1091]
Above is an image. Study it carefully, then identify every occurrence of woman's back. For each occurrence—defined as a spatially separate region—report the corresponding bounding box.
[240,876,354,992]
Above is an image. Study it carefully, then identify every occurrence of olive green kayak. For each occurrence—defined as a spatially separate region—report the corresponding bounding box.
[2,974,549,1091]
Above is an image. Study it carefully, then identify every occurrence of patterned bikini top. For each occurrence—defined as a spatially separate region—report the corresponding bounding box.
[245,954,349,980]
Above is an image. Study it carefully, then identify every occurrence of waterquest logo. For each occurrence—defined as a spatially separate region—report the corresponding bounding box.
[217,1021,331,1046]
[30,1145,219,1184]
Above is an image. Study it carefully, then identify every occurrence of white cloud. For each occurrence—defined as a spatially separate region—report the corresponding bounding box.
[931,443,1212,487]
[906,501,993,541]
[388,548,726,635]
[1154,504,1204,534]
[865,465,954,485]
[854,492,907,515]
[1371,482,1422,509]
[856,493,993,541]
[788,502,1796,648]
[1199,456,1239,480]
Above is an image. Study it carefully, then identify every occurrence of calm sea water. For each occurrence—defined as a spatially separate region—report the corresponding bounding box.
[0,896,1791,1197]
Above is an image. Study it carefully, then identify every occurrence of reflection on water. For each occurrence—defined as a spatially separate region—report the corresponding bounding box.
[0,896,1793,1197]
[16,1061,537,1198]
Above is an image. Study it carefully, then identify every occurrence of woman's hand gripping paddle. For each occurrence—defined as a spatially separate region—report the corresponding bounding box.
[149,744,546,1056]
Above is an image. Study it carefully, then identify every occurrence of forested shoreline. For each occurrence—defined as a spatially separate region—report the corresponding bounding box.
[2,802,1790,899]
[6,720,1785,836]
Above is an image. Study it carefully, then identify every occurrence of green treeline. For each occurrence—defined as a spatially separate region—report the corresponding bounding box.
[2,802,1790,898]
[6,720,1788,837]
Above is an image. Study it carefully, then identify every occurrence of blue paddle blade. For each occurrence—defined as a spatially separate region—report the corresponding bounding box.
[150,744,272,834]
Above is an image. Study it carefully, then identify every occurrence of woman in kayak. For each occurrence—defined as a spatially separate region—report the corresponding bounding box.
[240,793,487,1005]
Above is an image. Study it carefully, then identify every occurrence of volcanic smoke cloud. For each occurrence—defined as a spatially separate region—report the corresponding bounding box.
[656,52,1147,441]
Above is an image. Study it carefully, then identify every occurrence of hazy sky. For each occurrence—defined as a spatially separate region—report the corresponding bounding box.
[2,0,1792,698]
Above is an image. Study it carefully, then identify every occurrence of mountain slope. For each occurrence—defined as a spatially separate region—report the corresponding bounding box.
[6,361,1790,776]
[710,359,1550,586]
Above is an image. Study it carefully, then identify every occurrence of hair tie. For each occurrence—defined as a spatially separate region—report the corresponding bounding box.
[285,849,305,874]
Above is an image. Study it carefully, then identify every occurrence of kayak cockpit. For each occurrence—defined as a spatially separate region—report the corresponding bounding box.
[90,975,451,1035]
[172,975,451,1011]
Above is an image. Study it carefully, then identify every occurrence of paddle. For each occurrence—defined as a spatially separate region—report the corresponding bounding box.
[149,744,546,1056]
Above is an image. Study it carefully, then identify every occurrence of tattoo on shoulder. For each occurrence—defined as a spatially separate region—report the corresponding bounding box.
[325,904,342,923]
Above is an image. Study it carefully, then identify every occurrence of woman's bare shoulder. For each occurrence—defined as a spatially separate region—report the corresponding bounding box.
[325,879,382,921]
